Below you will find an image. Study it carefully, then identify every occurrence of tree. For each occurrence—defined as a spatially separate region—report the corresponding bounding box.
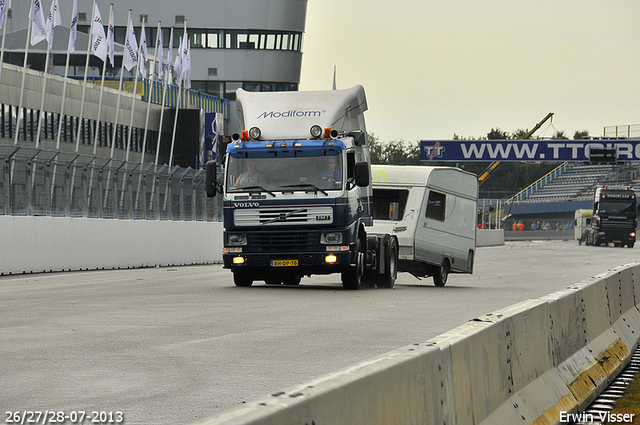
[574,130,590,140]
[368,133,420,165]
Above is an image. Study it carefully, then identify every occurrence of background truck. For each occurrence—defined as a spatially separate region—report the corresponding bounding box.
[574,208,593,245]
[206,86,398,289]
[585,186,637,247]
[368,165,478,286]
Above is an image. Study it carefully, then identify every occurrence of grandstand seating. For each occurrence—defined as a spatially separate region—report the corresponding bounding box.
[519,164,640,202]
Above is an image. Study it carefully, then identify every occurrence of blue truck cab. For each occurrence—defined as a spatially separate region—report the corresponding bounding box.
[206,86,398,289]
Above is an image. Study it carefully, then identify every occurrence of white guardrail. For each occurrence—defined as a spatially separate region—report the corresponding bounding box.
[197,262,640,425]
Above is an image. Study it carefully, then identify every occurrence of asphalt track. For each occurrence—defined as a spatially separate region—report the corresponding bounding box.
[1,240,638,424]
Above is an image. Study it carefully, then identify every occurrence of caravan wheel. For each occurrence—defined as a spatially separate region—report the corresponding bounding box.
[433,259,450,287]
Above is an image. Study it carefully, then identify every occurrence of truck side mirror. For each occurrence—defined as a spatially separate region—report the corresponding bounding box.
[355,162,370,187]
[205,161,218,198]
[350,130,367,146]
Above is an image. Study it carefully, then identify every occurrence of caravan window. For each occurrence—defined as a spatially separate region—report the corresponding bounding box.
[372,189,409,220]
[426,191,446,221]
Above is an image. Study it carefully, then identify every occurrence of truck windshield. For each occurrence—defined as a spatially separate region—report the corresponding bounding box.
[599,200,636,216]
[226,151,343,193]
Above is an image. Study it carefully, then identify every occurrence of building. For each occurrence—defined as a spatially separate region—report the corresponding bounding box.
[0,0,308,166]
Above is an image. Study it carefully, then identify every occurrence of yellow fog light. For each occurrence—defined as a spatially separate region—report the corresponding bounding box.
[233,256,246,265]
[631,232,636,238]
[325,254,337,264]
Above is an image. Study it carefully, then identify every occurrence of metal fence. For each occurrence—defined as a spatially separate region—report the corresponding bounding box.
[1,145,222,221]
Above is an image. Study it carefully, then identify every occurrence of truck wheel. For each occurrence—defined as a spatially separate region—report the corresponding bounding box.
[433,259,449,287]
[342,239,364,290]
[282,275,301,285]
[233,271,253,287]
[376,236,398,289]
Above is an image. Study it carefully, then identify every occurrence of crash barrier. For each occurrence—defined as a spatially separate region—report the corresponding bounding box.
[197,262,640,425]
[0,216,223,275]
[477,228,505,246]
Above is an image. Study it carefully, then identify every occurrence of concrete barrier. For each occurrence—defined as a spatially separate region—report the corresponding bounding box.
[477,228,505,246]
[0,216,223,275]
[196,262,640,425]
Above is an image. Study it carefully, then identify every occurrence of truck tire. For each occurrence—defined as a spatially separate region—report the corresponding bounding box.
[433,259,449,287]
[342,238,364,290]
[375,236,398,289]
[233,271,253,287]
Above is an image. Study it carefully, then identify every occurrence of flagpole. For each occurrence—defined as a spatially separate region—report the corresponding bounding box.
[114,10,135,213]
[155,26,173,166]
[14,1,36,145]
[109,9,131,159]
[164,21,186,215]
[87,3,110,217]
[124,16,146,164]
[0,0,11,83]
[36,0,60,149]
[55,0,77,150]
[132,20,161,214]
[168,20,187,168]
[74,0,97,152]
[140,21,161,159]
[146,25,173,216]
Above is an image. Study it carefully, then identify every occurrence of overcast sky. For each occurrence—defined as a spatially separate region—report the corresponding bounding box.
[299,0,640,142]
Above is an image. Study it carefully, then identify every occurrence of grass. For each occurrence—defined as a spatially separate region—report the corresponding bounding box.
[606,372,640,424]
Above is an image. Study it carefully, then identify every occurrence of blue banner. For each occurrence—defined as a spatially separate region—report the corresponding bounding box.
[420,139,640,162]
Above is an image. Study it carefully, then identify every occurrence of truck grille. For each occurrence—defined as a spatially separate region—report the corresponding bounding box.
[234,206,333,227]
[249,231,320,252]
[601,219,635,229]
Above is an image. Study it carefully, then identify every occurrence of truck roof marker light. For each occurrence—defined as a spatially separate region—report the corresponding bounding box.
[280,142,287,147]
[249,127,261,140]
[241,131,249,141]
[294,142,302,147]
[324,128,332,139]
[265,143,273,148]
[310,125,323,139]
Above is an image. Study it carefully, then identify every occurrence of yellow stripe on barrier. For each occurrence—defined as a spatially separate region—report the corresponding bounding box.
[531,394,578,425]
[567,338,629,403]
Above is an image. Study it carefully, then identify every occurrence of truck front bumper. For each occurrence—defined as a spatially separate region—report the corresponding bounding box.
[223,250,353,276]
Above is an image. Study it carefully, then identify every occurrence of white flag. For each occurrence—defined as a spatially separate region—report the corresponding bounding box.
[67,0,77,53]
[179,26,189,82]
[107,7,115,67]
[44,0,61,46]
[155,22,163,81]
[173,36,182,85]
[0,0,11,30]
[30,0,47,46]
[90,3,107,61]
[139,21,148,76]
[164,29,173,84]
[122,15,138,72]
[183,42,191,89]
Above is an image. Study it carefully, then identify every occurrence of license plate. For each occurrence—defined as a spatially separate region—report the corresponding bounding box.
[613,240,622,243]
[271,259,298,267]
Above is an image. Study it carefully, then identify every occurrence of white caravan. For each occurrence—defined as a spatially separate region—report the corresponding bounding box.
[369,165,478,286]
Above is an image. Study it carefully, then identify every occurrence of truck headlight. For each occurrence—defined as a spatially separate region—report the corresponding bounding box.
[321,232,342,244]
[226,233,247,246]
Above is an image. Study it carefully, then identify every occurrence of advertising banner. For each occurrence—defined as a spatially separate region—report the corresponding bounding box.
[419,139,640,162]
